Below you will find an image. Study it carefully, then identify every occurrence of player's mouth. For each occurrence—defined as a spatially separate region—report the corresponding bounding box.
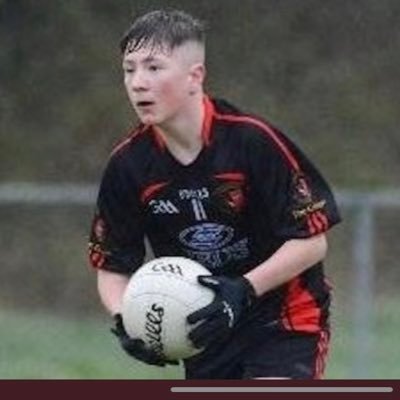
[136,100,155,109]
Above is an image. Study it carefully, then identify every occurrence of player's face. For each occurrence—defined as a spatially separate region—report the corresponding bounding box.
[122,44,195,126]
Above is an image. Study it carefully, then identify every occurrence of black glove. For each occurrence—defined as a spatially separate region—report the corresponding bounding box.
[111,313,179,367]
[187,275,257,349]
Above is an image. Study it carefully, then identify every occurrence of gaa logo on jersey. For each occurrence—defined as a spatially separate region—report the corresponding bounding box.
[148,199,179,214]
[179,223,234,251]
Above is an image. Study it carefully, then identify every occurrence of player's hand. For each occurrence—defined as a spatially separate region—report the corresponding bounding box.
[187,275,256,349]
[111,314,179,367]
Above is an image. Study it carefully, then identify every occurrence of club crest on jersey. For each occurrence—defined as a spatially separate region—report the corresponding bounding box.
[291,172,313,205]
[290,172,327,220]
[213,182,246,215]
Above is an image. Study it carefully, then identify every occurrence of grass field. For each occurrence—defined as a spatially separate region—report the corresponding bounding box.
[1,299,399,379]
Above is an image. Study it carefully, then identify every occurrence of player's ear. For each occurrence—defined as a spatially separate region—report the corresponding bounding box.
[188,63,206,94]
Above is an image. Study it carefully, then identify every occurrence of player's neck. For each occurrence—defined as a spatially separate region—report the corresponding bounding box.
[155,94,205,165]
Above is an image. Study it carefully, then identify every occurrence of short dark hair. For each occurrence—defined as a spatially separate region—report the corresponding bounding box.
[120,9,205,54]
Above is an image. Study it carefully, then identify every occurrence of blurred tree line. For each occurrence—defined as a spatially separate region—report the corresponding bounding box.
[1,0,399,188]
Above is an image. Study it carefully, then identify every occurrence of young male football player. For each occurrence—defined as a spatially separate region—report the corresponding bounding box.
[88,9,341,379]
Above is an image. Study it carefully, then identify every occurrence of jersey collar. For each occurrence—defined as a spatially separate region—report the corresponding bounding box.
[151,95,215,151]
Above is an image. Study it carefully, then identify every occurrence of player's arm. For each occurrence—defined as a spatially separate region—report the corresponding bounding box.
[89,154,146,314]
[97,269,130,316]
[244,233,327,296]
[187,234,327,348]
[88,158,177,366]
[242,126,337,296]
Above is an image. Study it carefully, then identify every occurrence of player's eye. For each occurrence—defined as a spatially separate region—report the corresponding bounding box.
[123,67,135,74]
[148,65,161,72]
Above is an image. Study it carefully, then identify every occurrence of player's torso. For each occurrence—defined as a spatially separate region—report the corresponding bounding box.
[113,102,331,330]
[132,129,261,276]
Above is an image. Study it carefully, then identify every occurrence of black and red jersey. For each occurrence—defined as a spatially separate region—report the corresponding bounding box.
[89,96,341,332]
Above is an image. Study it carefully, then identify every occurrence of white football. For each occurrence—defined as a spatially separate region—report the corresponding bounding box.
[121,256,215,361]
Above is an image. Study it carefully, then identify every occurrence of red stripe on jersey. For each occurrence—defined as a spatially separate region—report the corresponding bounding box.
[214,172,246,183]
[317,211,329,231]
[311,212,324,233]
[140,181,169,204]
[214,113,301,171]
[307,211,329,235]
[307,215,317,235]
[110,125,147,157]
[313,330,330,379]
[281,277,322,333]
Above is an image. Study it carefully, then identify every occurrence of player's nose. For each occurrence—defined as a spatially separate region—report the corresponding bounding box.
[130,69,149,92]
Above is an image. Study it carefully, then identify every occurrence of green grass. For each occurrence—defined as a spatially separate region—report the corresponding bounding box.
[0,309,183,379]
[1,299,399,379]
[326,297,400,379]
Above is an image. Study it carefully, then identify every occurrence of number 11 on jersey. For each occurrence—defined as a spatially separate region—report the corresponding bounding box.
[191,198,207,221]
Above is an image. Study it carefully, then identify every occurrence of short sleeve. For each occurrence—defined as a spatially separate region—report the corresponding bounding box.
[88,155,145,274]
[249,127,341,241]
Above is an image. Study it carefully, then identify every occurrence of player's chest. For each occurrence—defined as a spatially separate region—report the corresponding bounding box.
[139,171,249,224]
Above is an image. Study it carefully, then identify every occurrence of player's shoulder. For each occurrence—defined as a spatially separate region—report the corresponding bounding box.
[111,124,151,155]
[105,123,154,167]
[211,97,290,149]
[98,124,153,180]
[211,97,309,171]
